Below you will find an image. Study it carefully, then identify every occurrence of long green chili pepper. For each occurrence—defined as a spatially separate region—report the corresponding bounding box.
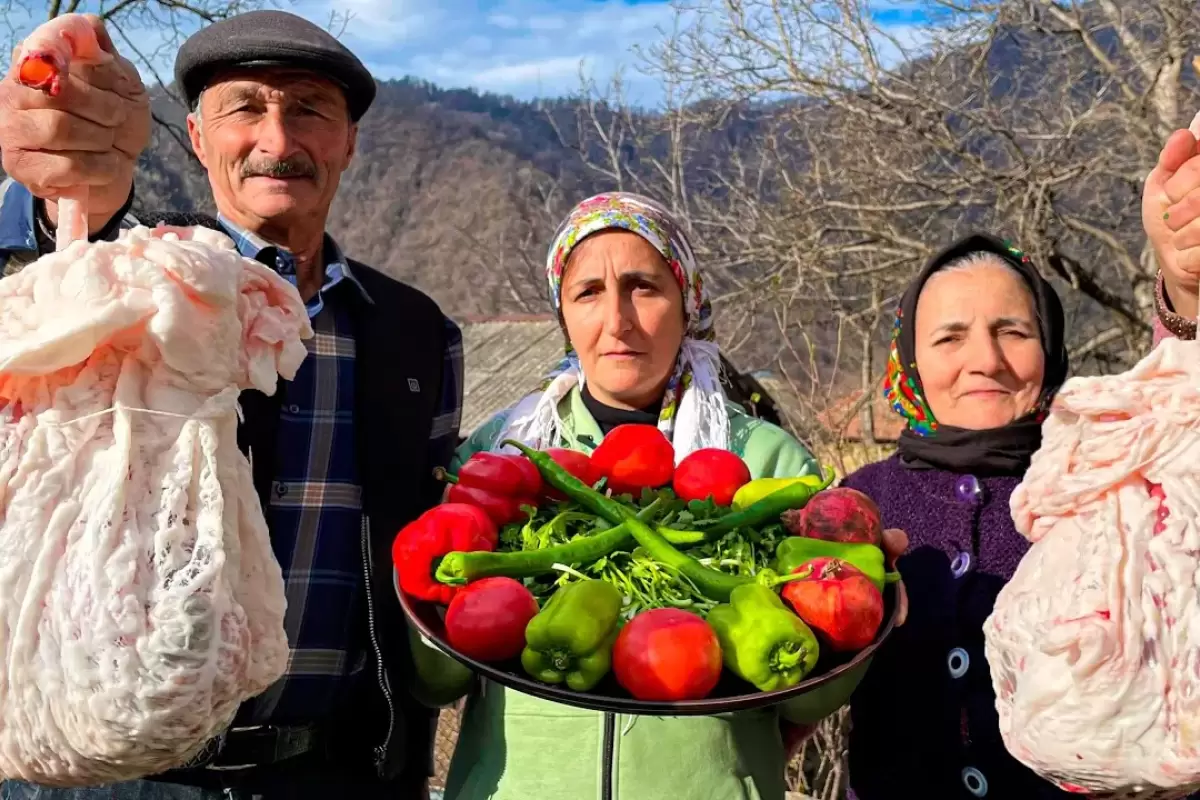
[504,440,749,602]
[436,498,664,585]
[690,467,835,539]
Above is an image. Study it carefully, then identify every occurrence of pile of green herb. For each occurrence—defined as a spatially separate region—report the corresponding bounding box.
[496,488,785,617]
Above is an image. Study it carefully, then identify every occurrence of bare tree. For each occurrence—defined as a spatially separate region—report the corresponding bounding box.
[541,0,1200,473]
[648,0,1200,371]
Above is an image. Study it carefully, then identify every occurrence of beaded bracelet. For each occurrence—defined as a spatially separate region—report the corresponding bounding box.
[1156,271,1197,340]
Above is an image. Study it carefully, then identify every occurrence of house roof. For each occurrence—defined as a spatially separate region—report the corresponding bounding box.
[458,314,565,435]
[747,373,904,444]
[816,387,906,443]
[750,372,812,439]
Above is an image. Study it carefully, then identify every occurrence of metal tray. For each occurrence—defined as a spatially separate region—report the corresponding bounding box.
[396,569,901,717]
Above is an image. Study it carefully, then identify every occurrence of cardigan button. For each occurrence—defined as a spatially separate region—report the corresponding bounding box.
[955,475,985,504]
[948,647,970,678]
[962,766,988,796]
[951,551,973,578]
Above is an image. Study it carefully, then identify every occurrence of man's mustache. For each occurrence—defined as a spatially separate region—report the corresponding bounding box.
[241,158,317,180]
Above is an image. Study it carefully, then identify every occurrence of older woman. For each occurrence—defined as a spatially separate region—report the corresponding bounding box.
[841,234,1074,799]
[442,192,831,800]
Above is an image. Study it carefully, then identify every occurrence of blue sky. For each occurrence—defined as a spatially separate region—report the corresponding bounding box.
[299,0,939,104]
[293,0,700,105]
[5,0,939,106]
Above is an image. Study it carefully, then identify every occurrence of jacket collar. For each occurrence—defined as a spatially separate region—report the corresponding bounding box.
[563,385,604,453]
[216,212,373,306]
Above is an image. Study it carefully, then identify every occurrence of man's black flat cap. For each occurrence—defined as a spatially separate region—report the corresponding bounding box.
[175,10,376,121]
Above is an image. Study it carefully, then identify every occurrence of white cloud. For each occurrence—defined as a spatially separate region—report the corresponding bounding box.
[298,0,437,44]
[462,57,590,89]
[486,14,522,30]
[347,0,680,102]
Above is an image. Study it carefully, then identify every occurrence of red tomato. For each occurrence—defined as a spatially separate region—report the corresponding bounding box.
[445,577,539,662]
[590,424,675,496]
[542,448,602,499]
[672,448,752,506]
[613,608,723,701]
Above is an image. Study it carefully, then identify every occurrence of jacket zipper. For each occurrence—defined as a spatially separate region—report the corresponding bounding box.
[361,515,396,769]
[601,711,615,800]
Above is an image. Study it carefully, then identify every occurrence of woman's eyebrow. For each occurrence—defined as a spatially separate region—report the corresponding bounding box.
[617,270,662,283]
[931,320,970,335]
[566,274,601,291]
[991,316,1036,329]
[568,269,662,290]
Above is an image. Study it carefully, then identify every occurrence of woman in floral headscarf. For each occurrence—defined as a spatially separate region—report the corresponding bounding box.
[840,233,1075,800]
[440,192,824,800]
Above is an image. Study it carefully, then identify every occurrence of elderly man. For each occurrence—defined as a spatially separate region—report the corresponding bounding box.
[0,10,463,800]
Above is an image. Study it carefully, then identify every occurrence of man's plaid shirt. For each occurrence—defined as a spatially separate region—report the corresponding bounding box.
[0,182,465,725]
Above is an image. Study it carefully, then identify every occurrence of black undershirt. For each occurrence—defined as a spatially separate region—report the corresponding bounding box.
[580,384,662,436]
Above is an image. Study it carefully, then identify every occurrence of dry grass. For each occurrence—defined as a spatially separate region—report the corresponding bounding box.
[432,704,463,789]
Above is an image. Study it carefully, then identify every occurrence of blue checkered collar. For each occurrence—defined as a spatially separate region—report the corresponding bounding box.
[217,213,373,307]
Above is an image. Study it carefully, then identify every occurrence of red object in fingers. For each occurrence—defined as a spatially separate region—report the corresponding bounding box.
[17,55,63,94]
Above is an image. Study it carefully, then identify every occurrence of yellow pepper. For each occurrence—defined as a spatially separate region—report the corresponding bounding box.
[732,475,829,511]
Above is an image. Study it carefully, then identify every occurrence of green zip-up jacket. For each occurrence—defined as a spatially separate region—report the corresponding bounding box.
[441,386,820,800]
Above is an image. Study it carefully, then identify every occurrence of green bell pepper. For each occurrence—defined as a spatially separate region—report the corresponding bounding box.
[707,583,820,691]
[775,537,890,592]
[521,578,623,691]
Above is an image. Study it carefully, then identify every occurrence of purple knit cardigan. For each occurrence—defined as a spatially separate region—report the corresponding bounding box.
[840,457,1073,800]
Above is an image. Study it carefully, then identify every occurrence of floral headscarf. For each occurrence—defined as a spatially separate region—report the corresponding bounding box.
[497,192,729,462]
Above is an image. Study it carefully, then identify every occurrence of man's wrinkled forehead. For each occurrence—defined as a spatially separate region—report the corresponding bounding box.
[201,66,349,110]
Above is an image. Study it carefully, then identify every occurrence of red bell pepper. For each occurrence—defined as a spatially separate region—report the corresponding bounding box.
[589,423,675,497]
[435,452,543,526]
[393,503,498,604]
